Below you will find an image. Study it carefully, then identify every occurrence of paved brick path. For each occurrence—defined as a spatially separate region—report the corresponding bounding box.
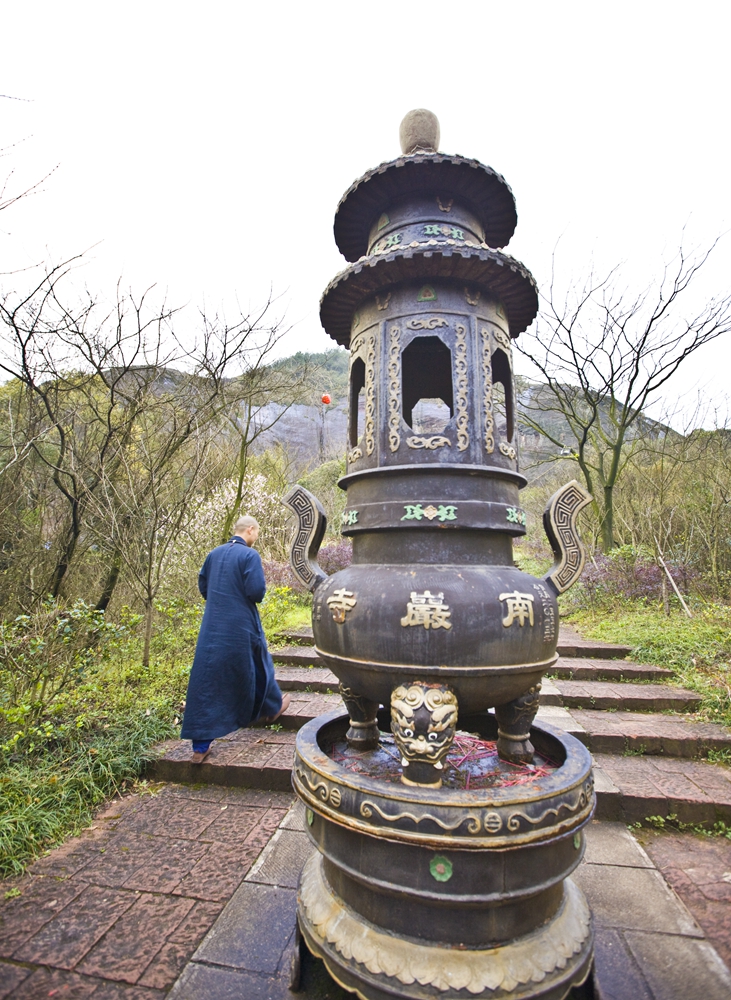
[640,828,731,971]
[0,784,291,998]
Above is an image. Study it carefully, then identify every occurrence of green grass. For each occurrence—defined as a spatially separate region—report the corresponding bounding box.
[567,602,731,727]
[633,814,731,839]
[0,628,187,877]
[271,602,311,634]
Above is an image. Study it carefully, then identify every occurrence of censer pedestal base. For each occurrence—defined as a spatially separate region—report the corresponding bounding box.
[299,853,593,1000]
[294,712,596,1000]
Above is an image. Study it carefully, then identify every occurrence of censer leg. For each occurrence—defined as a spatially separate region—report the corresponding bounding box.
[391,682,458,788]
[339,684,380,750]
[495,683,541,764]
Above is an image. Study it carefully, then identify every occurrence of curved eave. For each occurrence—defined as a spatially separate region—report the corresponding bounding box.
[319,244,539,347]
[333,154,518,261]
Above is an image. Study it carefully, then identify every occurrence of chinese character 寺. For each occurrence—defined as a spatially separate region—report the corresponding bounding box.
[327,588,357,624]
[499,591,535,628]
[401,591,452,630]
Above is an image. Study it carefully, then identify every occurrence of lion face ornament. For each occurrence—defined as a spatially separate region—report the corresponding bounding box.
[391,682,458,787]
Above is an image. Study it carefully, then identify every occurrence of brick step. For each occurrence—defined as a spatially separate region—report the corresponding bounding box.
[274,669,690,713]
[556,625,632,659]
[275,665,337,692]
[149,728,299,790]
[592,752,731,825]
[552,679,702,713]
[271,644,322,667]
[550,657,674,683]
[537,705,731,758]
[271,677,700,720]
[149,724,731,827]
[271,646,646,678]
[272,628,314,647]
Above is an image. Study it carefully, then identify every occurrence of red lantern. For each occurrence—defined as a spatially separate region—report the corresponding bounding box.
[321,393,331,405]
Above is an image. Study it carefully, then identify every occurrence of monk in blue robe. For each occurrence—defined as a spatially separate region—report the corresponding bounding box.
[181,515,290,762]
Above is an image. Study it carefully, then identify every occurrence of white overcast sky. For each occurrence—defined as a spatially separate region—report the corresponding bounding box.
[2,1,730,424]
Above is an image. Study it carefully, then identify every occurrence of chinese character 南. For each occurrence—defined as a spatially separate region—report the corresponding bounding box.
[327,588,357,624]
[499,591,535,628]
[505,506,527,526]
[341,509,359,526]
[401,591,452,630]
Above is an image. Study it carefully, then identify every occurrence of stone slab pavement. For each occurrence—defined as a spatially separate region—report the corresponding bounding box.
[576,820,731,999]
[639,826,731,972]
[0,783,292,999]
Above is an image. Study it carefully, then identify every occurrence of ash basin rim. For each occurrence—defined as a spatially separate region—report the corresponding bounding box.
[296,710,592,809]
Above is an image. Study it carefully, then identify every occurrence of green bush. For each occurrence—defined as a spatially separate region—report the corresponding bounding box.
[0,601,189,877]
[0,599,126,725]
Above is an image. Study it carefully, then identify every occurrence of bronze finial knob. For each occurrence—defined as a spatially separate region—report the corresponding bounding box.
[399,108,440,154]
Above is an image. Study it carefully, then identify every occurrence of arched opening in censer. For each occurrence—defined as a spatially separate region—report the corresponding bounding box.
[491,347,515,442]
[349,356,366,447]
[402,335,454,435]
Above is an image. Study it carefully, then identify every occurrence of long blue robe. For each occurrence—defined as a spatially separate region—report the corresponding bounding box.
[180,537,283,741]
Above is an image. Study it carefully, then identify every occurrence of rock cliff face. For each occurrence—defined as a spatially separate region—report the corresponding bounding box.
[249,399,348,468]
[249,384,670,476]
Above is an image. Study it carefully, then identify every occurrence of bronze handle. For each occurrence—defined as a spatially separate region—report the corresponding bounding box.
[282,485,328,592]
[542,480,592,595]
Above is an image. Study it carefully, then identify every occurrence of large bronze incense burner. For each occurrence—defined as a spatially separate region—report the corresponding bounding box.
[284,110,595,1000]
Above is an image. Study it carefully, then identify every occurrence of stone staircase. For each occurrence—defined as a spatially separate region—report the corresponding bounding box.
[150,623,731,827]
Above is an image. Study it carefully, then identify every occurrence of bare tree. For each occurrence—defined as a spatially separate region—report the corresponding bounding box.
[0,261,310,613]
[0,258,179,601]
[517,244,731,551]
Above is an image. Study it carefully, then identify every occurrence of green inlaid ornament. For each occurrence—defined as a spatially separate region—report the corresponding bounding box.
[429,855,453,882]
